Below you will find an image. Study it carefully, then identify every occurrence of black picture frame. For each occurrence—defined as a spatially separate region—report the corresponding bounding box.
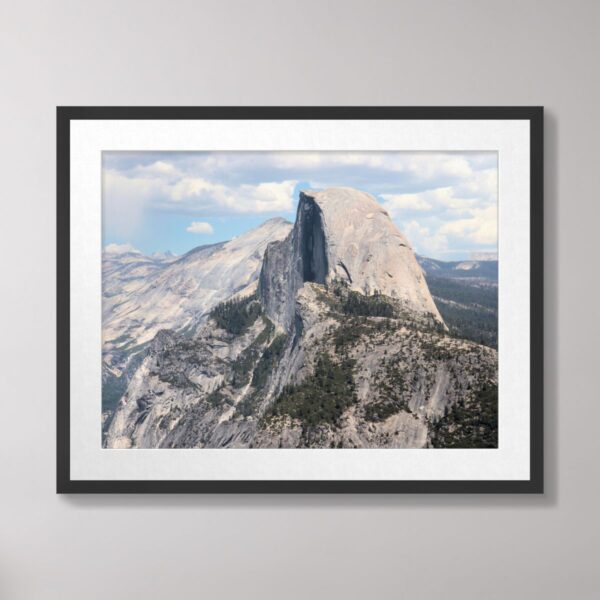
[57,106,543,494]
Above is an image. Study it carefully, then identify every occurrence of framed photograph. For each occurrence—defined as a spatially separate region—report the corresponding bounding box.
[57,106,543,493]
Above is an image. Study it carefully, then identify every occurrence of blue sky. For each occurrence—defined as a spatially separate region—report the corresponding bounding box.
[102,151,497,261]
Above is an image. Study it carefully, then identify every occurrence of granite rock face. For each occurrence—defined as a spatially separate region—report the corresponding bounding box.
[259,188,443,331]
[103,217,293,353]
[101,218,292,423]
[105,282,496,449]
[105,188,497,449]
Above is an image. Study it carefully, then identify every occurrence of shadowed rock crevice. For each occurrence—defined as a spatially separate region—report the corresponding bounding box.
[299,194,328,284]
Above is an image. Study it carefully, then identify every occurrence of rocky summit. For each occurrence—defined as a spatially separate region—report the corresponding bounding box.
[104,187,498,449]
[259,188,443,332]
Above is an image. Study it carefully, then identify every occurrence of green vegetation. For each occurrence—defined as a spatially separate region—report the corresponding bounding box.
[429,383,498,448]
[419,337,454,362]
[266,353,357,427]
[427,277,497,310]
[251,333,288,390]
[230,318,275,388]
[426,277,498,348]
[236,333,289,417]
[209,294,262,335]
[364,401,401,422]
[318,282,397,319]
[102,350,146,416]
[102,373,128,414]
[206,386,229,407]
[333,317,376,353]
[339,288,395,318]
[364,358,410,421]
[157,370,192,388]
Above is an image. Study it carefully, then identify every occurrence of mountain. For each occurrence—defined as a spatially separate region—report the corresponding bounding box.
[417,255,498,281]
[469,251,497,262]
[103,217,293,354]
[105,188,498,449]
[260,188,443,332]
[101,217,292,419]
[150,250,178,261]
[102,250,172,299]
[417,255,498,349]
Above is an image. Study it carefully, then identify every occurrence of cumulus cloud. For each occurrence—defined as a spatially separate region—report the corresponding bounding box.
[402,220,449,256]
[271,152,476,181]
[103,151,498,260]
[170,178,296,214]
[104,166,296,217]
[383,165,498,255]
[134,160,180,178]
[108,152,492,194]
[381,193,432,213]
[439,205,497,245]
[186,221,214,234]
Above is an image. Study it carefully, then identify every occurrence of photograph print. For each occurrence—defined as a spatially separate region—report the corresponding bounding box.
[102,150,499,450]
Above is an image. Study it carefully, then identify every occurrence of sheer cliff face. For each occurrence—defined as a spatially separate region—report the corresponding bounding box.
[259,188,443,331]
[258,195,329,332]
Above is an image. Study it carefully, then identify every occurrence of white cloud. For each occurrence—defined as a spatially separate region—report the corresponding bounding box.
[186,221,214,234]
[135,160,180,178]
[104,168,297,217]
[384,170,498,252]
[383,187,483,218]
[104,243,140,254]
[381,193,432,213]
[160,152,489,188]
[171,178,296,214]
[439,205,497,245]
[402,220,448,256]
[241,181,297,213]
[454,167,497,202]
[103,151,498,260]
[272,152,475,181]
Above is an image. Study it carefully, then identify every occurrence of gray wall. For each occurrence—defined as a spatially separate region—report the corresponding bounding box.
[1,1,597,598]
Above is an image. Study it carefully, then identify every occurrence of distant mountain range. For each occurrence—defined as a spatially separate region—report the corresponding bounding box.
[417,255,498,350]
[103,188,498,449]
[417,255,498,281]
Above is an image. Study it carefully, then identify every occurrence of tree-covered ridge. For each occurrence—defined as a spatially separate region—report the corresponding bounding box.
[230,317,275,388]
[338,288,395,318]
[428,383,498,448]
[266,353,357,428]
[209,293,262,335]
[236,330,288,417]
[426,276,498,349]
[112,274,497,449]
[315,281,443,331]
[262,282,496,437]
[325,281,399,318]
[363,357,410,422]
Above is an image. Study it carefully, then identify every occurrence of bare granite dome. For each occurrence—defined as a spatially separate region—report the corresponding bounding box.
[259,187,444,331]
